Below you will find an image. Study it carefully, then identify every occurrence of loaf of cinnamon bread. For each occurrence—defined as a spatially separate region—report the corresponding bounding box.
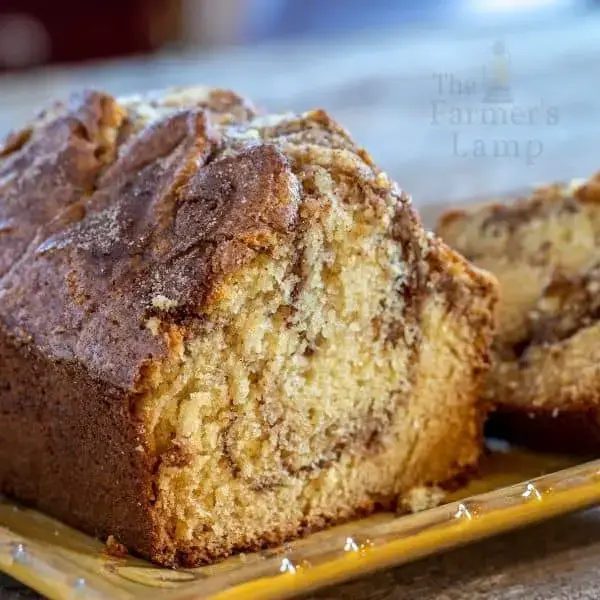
[0,87,496,566]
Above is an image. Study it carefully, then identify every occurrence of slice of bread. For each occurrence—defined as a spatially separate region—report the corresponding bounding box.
[437,177,600,453]
[0,87,496,566]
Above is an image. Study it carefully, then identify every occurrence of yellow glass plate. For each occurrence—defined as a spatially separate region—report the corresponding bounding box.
[1,445,599,600]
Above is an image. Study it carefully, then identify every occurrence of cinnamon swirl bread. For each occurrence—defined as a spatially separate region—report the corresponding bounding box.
[0,87,496,566]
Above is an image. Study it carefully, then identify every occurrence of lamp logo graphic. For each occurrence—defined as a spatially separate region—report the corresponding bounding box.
[483,40,513,104]
[430,38,560,165]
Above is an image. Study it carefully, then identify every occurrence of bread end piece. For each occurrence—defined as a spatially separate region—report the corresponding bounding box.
[437,177,600,453]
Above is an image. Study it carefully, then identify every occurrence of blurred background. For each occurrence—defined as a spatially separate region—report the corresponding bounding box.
[0,0,598,205]
[0,0,593,67]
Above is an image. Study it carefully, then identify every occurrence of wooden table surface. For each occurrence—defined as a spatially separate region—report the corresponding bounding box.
[2,12,600,599]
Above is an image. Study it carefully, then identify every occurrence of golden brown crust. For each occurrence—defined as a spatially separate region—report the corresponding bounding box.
[0,335,157,559]
[437,177,600,452]
[0,90,280,390]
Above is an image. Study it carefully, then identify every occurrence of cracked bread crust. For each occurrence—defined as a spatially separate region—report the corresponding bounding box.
[0,87,496,566]
[437,177,600,453]
[0,87,261,388]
